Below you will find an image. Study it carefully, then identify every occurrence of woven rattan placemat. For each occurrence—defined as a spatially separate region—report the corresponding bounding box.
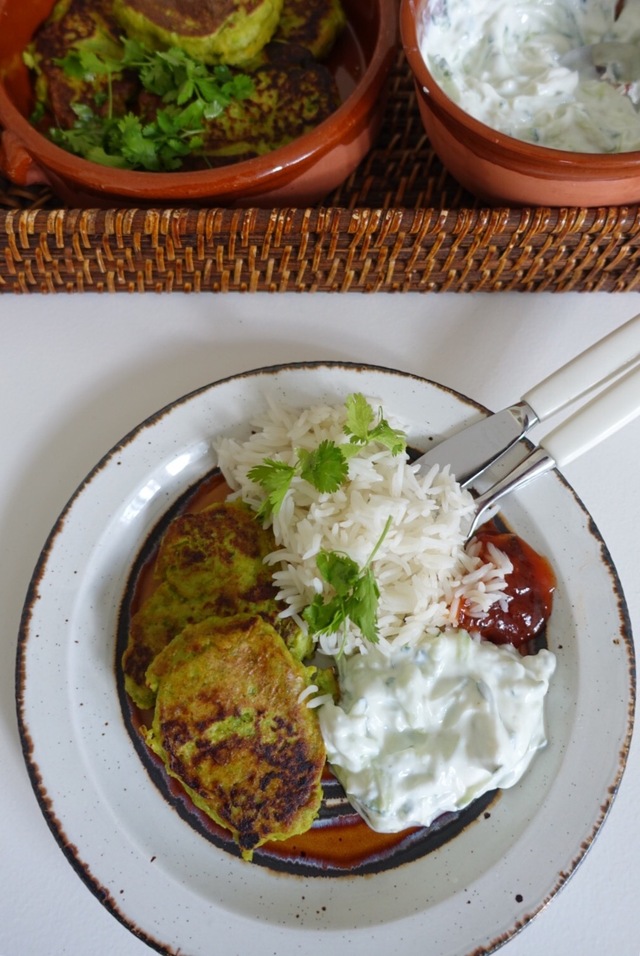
[2,51,640,293]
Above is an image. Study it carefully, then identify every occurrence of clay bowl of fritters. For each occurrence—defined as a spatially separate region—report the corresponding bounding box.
[0,0,397,208]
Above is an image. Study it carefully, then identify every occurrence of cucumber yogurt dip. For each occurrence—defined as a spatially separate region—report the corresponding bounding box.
[423,0,640,152]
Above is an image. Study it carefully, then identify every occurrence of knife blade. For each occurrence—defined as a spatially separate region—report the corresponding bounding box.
[413,311,640,487]
[414,401,538,488]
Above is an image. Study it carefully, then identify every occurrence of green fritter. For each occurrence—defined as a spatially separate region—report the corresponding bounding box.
[183,41,340,164]
[113,0,284,65]
[122,499,310,709]
[29,0,137,129]
[273,0,346,60]
[145,614,326,859]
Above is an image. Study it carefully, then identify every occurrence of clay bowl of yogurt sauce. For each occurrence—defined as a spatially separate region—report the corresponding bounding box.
[400,0,640,207]
[0,0,396,208]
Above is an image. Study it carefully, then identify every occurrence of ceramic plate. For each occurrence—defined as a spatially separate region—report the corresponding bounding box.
[17,363,635,956]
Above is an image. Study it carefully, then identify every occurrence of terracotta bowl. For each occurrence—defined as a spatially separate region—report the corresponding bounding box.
[400,0,640,207]
[0,0,397,208]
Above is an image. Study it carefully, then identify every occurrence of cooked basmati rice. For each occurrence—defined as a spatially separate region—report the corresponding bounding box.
[215,396,512,658]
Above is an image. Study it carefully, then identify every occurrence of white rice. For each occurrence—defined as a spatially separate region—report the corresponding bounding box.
[215,396,512,658]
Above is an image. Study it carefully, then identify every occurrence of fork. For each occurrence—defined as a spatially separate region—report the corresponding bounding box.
[466,361,640,539]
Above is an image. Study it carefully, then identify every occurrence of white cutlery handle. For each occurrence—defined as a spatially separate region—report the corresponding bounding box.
[540,363,640,467]
[523,312,640,421]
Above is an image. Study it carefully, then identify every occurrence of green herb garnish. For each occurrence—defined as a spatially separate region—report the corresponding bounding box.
[302,516,393,645]
[247,439,349,522]
[246,458,299,521]
[247,394,406,520]
[343,392,407,455]
[47,37,253,171]
[297,439,350,492]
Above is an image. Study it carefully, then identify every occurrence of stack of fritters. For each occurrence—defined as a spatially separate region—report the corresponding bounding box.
[29,0,346,166]
[123,499,310,708]
[122,499,325,858]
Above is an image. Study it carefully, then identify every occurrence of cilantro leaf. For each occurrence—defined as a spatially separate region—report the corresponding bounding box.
[119,37,148,65]
[118,113,159,169]
[343,393,407,455]
[249,441,348,519]
[368,418,407,455]
[347,569,380,643]
[42,35,254,171]
[315,551,360,596]
[344,392,376,443]
[247,459,296,521]
[50,105,126,168]
[55,50,88,79]
[297,441,348,493]
[74,49,118,78]
[302,593,346,635]
[302,517,392,645]
[55,35,124,80]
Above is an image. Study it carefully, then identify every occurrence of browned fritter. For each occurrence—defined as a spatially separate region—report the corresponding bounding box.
[274,0,346,59]
[185,42,340,165]
[112,0,284,65]
[114,0,268,38]
[145,614,326,858]
[153,500,276,600]
[122,499,307,709]
[31,0,137,128]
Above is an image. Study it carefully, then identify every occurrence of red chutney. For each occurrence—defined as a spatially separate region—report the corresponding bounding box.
[457,530,556,649]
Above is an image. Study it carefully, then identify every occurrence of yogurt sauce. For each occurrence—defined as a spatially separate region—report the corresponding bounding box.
[422,0,640,152]
[319,630,556,832]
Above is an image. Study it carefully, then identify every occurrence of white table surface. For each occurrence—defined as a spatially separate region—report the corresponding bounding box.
[1,290,639,956]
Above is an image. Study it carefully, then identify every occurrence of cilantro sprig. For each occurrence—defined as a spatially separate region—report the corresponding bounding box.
[247,394,406,520]
[248,440,349,521]
[302,516,393,645]
[42,36,253,171]
[342,392,406,455]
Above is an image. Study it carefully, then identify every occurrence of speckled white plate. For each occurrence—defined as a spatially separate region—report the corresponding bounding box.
[17,362,634,956]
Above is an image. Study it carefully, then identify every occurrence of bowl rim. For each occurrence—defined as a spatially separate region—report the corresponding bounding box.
[0,0,398,198]
[399,0,640,172]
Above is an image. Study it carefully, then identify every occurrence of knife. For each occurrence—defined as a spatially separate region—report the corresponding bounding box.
[414,311,640,487]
